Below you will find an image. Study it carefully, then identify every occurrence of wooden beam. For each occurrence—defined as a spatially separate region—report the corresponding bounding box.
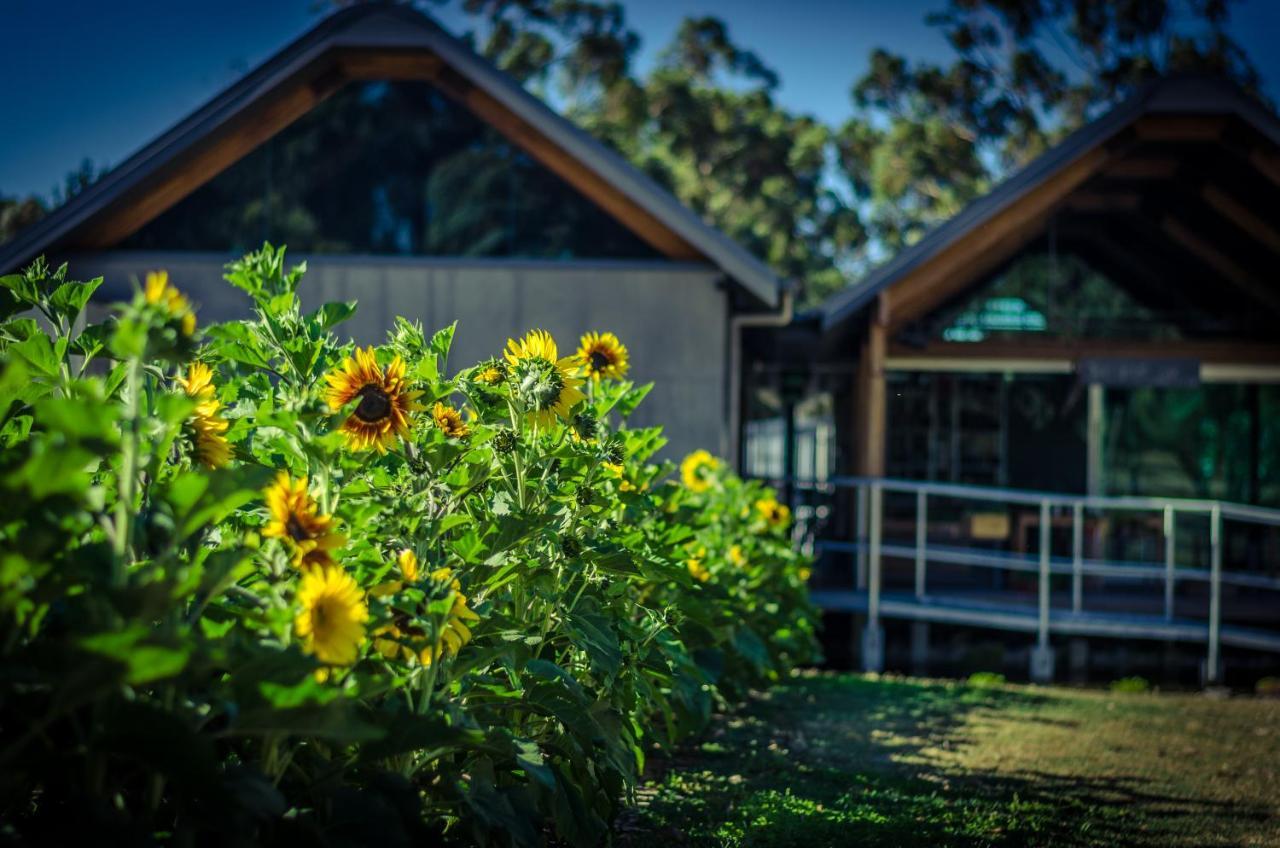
[887,338,1280,365]
[1133,115,1226,142]
[1161,216,1280,314]
[1201,183,1280,255]
[1104,157,1181,179]
[338,48,444,80]
[1064,191,1142,212]
[1248,149,1280,188]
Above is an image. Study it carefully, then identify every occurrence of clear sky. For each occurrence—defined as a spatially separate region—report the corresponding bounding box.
[2,0,1278,203]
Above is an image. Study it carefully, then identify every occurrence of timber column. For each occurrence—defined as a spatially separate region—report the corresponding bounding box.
[856,294,889,672]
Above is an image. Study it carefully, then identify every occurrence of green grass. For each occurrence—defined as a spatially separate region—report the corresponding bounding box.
[617,672,1280,847]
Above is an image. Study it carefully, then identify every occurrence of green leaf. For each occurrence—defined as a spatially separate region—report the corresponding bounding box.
[8,332,59,378]
[429,322,456,375]
[163,466,272,541]
[615,382,655,418]
[259,676,340,708]
[48,277,103,323]
[310,300,357,330]
[358,711,484,761]
[80,626,192,685]
[0,271,40,305]
[515,739,557,790]
[437,513,472,534]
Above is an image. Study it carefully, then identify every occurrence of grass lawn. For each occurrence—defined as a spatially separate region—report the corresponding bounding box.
[618,672,1280,847]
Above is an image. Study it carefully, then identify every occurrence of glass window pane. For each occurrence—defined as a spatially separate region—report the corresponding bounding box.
[123,81,661,260]
[931,253,1183,342]
[1104,384,1278,507]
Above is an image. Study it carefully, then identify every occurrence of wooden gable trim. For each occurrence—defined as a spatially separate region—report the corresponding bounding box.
[67,47,702,261]
[884,146,1112,332]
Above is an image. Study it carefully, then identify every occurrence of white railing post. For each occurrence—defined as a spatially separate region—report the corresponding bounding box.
[1207,504,1223,684]
[862,482,885,672]
[1031,499,1055,682]
[915,489,927,599]
[855,483,868,590]
[1072,502,1083,614]
[1163,506,1176,622]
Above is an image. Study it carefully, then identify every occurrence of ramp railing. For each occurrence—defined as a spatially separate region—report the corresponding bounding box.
[765,476,1280,682]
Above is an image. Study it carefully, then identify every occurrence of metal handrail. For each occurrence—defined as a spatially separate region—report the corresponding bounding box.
[764,475,1280,683]
[777,475,1280,526]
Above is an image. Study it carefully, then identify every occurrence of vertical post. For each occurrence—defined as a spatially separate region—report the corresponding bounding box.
[915,489,928,599]
[862,482,885,672]
[1207,504,1223,685]
[855,483,868,590]
[1031,499,1055,682]
[1072,502,1083,614]
[1163,506,1176,622]
[1087,384,1105,497]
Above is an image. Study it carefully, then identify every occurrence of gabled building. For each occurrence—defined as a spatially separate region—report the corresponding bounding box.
[0,4,789,461]
[744,76,1280,508]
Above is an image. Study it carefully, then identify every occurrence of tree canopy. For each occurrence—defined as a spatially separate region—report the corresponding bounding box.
[444,0,1264,305]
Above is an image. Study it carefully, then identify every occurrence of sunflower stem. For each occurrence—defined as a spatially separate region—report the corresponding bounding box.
[111,355,142,584]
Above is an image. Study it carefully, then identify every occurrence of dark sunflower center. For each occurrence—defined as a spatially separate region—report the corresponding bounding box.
[354,384,392,423]
[589,350,612,372]
[286,515,311,542]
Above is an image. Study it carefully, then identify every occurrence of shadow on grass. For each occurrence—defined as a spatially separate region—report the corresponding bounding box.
[616,674,1270,848]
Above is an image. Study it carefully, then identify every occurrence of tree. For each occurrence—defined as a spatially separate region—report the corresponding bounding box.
[1,158,107,247]
[837,0,1264,255]
[443,2,863,303]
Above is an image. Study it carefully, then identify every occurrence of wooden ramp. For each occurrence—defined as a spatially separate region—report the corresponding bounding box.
[775,477,1280,682]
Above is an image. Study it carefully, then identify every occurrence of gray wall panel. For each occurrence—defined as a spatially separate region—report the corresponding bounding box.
[70,252,728,461]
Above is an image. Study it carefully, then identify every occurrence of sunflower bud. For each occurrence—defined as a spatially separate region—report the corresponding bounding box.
[494,428,517,454]
[560,535,582,559]
[575,486,594,507]
[605,439,626,466]
[512,358,566,412]
[572,410,600,441]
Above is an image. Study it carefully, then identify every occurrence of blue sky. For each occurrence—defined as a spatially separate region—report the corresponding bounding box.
[2,0,1278,202]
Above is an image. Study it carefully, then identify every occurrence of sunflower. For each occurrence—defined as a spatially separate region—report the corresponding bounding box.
[576,331,629,381]
[687,557,711,583]
[262,472,345,570]
[398,548,420,583]
[324,347,422,453]
[421,566,480,665]
[144,270,196,336]
[176,362,231,469]
[431,401,470,439]
[680,449,720,492]
[603,461,636,492]
[728,544,747,568]
[295,564,368,666]
[503,329,585,427]
[755,496,792,530]
[473,358,507,386]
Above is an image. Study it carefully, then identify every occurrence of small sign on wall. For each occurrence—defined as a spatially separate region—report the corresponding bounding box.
[1076,358,1201,388]
[969,512,1011,541]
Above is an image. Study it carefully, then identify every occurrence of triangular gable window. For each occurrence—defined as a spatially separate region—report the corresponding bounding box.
[124,80,661,259]
[930,253,1183,342]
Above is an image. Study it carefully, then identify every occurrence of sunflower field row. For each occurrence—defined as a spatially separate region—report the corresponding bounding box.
[0,246,818,846]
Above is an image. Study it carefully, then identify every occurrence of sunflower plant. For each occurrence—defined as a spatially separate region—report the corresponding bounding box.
[0,245,817,846]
